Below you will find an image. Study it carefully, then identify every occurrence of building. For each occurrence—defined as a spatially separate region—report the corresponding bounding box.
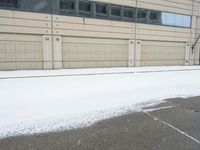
[0,0,200,70]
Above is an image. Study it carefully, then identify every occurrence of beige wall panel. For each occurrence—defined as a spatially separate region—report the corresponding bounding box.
[136,24,191,42]
[0,34,42,42]
[137,29,190,39]
[137,24,191,33]
[128,40,135,67]
[0,9,51,35]
[141,41,186,66]
[53,15,135,28]
[137,0,192,15]
[54,29,133,39]
[192,16,197,29]
[0,34,43,70]
[43,35,53,69]
[185,43,190,65]
[196,17,200,29]
[86,18,135,28]
[137,24,191,41]
[136,35,190,42]
[0,17,51,28]
[53,36,63,69]
[194,43,200,64]
[63,37,128,44]
[193,2,199,16]
[0,25,51,35]
[0,9,51,21]
[53,15,135,39]
[135,40,142,67]
[62,37,128,68]
[53,15,83,24]
[54,22,133,34]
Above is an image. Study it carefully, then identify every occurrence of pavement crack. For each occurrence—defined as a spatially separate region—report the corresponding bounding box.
[143,111,200,145]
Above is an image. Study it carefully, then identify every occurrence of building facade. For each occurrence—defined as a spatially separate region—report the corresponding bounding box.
[0,0,200,70]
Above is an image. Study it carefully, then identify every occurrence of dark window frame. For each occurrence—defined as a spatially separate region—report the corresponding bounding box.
[137,8,148,23]
[123,7,136,21]
[96,2,108,17]
[149,10,161,24]
[79,0,91,16]
[0,0,19,9]
[0,0,4,6]
[59,0,76,15]
[60,0,75,11]
[111,5,121,17]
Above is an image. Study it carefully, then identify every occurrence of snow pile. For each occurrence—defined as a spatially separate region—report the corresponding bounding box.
[0,66,200,138]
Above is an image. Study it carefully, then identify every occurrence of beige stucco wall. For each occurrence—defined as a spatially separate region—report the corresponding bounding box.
[62,37,128,68]
[0,0,199,70]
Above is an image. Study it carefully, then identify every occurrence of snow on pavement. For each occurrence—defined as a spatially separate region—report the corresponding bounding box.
[1,66,200,78]
[1,66,200,139]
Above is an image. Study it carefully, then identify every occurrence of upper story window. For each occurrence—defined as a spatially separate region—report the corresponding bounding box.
[162,12,191,28]
[111,6,121,17]
[60,0,74,10]
[96,3,107,17]
[0,0,18,8]
[149,10,161,24]
[123,7,136,21]
[124,9,133,18]
[79,0,91,16]
[137,9,147,23]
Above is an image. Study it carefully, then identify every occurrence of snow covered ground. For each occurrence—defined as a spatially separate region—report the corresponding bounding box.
[1,66,200,139]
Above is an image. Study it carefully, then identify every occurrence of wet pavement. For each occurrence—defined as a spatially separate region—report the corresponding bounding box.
[1,97,200,150]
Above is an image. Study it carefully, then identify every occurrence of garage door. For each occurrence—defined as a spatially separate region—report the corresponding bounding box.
[0,34,43,70]
[62,37,128,68]
[141,41,186,66]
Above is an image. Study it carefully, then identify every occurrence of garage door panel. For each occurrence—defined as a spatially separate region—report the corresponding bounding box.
[62,37,128,68]
[0,34,43,70]
[141,41,186,66]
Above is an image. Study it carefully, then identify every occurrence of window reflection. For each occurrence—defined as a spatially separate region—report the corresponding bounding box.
[161,12,191,28]
[183,16,191,27]
[175,14,183,26]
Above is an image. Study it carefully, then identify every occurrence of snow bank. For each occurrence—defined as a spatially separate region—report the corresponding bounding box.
[0,66,200,138]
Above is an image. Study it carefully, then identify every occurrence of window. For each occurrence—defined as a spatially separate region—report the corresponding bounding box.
[0,0,18,8]
[149,11,161,24]
[111,6,121,17]
[60,0,74,10]
[124,7,136,21]
[124,9,133,18]
[174,14,183,27]
[5,0,18,7]
[161,12,191,28]
[96,3,107,16]
[162,12,174,26]
[137,9,147,23]
[79,1,91,12]
[79,0,91,16]
[183,16,191,28]
[0,0,4,6]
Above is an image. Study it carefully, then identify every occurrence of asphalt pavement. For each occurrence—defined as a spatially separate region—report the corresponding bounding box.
[1,97,200,150]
